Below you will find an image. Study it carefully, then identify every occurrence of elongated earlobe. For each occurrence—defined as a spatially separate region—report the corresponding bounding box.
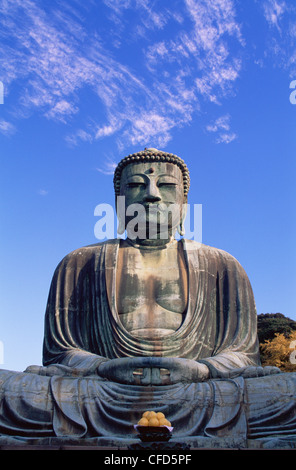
[177,222,185,236]
[177,203,187,236]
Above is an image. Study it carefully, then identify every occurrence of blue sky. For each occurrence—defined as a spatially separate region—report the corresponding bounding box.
[0,0,295,371]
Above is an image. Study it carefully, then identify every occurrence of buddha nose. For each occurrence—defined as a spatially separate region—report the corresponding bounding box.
[144,181,161,202]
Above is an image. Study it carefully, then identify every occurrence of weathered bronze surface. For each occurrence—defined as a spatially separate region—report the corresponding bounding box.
[0,148,295,449]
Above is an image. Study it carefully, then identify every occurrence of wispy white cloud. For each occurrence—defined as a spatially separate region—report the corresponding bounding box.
[260,0,296,75]
[96,124,119,140]
[145,0,243,106]
[216,132,237,144]
[0,0,244,148]
[0,119,16,136]
[46,100,79,123]
[206,114,231,133]
[103,0,169,31]
[263,0,286,30]
[96,159,117,175]
[206,114,237,144]
[65,128,93,147]
[125,112,175,148]
[38,189,49,196]
[0,1,152,137]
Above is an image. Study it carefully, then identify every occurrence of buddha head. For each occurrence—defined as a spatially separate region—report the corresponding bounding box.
[113,148,190,242]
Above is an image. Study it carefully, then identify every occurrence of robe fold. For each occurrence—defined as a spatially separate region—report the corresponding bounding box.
[1,239,296,445]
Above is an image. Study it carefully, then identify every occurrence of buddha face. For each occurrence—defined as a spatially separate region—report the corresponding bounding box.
[118,161,186,241]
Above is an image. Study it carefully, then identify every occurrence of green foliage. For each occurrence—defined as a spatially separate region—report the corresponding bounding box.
[257,313,296,344]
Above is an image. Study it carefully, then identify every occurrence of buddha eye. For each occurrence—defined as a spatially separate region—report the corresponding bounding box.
[157,182,177,188]
[126,182,145,189]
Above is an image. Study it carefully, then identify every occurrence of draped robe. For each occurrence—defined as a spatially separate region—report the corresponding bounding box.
[0,239,296,447]
[43,239,260,372]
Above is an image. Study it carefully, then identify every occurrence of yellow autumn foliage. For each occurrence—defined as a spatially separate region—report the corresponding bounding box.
[260,330,296,372]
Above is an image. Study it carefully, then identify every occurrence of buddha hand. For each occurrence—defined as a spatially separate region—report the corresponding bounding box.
[97,357,210,385]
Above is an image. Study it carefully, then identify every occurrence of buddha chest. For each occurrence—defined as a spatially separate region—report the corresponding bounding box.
[116,241,188,339]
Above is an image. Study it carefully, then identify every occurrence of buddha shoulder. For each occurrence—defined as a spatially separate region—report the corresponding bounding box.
[184,239,247,272]
[54,240,112,272]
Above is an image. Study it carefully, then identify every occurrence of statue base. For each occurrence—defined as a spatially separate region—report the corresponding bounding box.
[1,435,295,450]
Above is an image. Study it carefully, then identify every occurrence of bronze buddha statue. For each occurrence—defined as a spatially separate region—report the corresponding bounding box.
[0,148,295,449]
